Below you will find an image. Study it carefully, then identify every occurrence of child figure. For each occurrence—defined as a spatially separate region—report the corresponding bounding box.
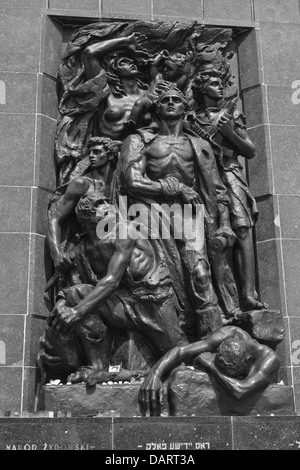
[125,50,193,130]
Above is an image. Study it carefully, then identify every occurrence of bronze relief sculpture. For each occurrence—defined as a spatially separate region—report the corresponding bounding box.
[39,20,285,416]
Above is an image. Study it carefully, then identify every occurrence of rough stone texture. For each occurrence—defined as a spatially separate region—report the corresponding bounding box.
[254,0,300,24]
[103,0,152,18]
[113,416,232,450]
[153,0,203,20]
[282,240,300,317]
[233,416,300,450]
[0,234,30,316]
[255,195,280,243]
[0,417,112,450]
[237,29,263,90]
[39,366,294,419]
[39,382,168,417]
[279,195,300,239]
[203,0,252,21]
[168,367,295,417]
[0,187,31,234]
[237,309,285,348]
[0,114,35,187]
[256,240,286,315]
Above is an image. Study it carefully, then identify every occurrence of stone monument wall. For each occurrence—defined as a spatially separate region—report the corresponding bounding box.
[0,0,300,414]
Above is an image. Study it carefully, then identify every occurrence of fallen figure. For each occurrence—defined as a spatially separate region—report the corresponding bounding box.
[138,325,280,416]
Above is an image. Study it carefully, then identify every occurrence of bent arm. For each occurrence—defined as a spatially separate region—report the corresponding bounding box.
[73,237,135,320]
[47,178,87,263]
[121,135,165,198]
[227,126,256,160]
[83,37,133,80]
[210,347,280,399]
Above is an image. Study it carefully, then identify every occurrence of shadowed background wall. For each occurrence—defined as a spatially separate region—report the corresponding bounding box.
[0,0,299,414]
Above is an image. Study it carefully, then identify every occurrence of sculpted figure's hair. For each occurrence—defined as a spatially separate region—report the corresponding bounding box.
[88,137,122,167]
[191,66,224,104]
[214,338,253,378]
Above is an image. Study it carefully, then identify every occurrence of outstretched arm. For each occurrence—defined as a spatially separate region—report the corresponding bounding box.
[138,327,236,415]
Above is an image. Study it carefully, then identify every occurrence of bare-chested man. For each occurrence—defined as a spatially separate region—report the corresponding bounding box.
[117,88,240,339]
[138,325,280,416]
[41,137,188,384]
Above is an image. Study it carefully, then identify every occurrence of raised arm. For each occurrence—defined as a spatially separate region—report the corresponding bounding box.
[47,178,88,274]
[82,33,147,80]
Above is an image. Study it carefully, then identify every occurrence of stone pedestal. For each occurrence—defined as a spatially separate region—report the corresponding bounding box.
[38,366,295,418]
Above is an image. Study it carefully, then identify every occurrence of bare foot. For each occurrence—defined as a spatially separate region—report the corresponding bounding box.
[242,295,268,312]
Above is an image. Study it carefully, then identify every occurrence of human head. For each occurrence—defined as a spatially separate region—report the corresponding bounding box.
[214,338,253,378]
[88,137,121,168]
[156,88,188,121]
[111,55,138,79]
[162,53,187,82]
[191,67,224,105]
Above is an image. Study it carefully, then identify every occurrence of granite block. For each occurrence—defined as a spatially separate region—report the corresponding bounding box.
[247,125,273,198]
[153,0,203,19]
[40,383,147,418]
[0,233,30,316]
[0,114,35,186]
[278,195,300,239]
[0,315,24,366]
[35,114,57,191]
[0,0,47,7]
[168,368,294,417]
[237,28,263,90]
[38,73,58,121]
[255,195,280,242]
[0,369,22,412]
[0,72,37,114]
[103,0,152,17]
[203,0,252,21]
[233,416,300,450]
[113,416,232,450]
[270,125,300,196]
[22,366,43,412]
[0,418,112,450]
[256,239,286,314]
[282,240,300,317]
[292,366,300,414]
[277,366,292,387]
[260,22,300,86]
[31,187,53,236]
[0,9,41,73]
[40,15,63,78]
[289,318,300,367]
[24,315,47,368]
[275,316,291,369]
[28,234,53,318]
[49,0,99,10]
[254,0,300,23]
[0,187,31,233]
[267,85,300,126]
[242,85,268,128]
